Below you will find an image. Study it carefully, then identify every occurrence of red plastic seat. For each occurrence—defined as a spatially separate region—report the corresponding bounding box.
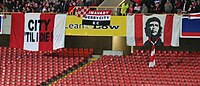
[191,51,197,56]
[89,48,94,54]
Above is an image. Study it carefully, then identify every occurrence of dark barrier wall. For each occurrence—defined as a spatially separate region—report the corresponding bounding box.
[1,34,200,55]
[65,36,112,55]
[0,34,10,47]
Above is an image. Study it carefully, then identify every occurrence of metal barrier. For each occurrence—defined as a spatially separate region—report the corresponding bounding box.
[0,7,193,16]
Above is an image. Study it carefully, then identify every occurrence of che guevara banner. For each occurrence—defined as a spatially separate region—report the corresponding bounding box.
[10,13,66,51]
[126,14,182,47]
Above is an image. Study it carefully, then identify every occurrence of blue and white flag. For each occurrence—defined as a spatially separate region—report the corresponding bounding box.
[182,13,200,38]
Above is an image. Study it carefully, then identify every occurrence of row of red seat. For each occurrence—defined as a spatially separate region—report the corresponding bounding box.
[52,55,200,85]
[0,47,94,57]
[132,50,200,57]
[0,47,92,86]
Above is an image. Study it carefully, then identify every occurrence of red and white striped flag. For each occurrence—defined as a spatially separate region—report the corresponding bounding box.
[126,14,182,67]
[10,13,66,51]
[75,6,89,17]
[149,38,157,67]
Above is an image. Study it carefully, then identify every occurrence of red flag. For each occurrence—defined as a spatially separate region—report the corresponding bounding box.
[10,13,66,51]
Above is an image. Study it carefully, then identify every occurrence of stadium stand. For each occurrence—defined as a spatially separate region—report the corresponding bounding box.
[0,0,104,13]
[1,0,200,14]
[51,51,200,85]
[0,47,93,86]
[1,0,200,86]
